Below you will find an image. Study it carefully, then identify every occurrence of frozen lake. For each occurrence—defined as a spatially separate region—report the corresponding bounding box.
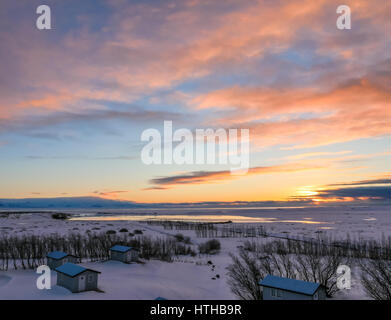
[70,214,330,224]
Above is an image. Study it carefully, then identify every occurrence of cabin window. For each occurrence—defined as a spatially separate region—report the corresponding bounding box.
[88,274,94,283]
[272,289,282,298]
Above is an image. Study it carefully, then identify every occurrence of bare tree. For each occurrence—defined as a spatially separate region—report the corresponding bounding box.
[227,241,347,300]
[360,259,391,300]
[295,253,343,297]
[226,250,264,300]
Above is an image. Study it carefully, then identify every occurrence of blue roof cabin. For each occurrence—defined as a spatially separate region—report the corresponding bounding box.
[109,245,139,263]
[155,297,168,300]
[259,275,326,300]
[46,251,78,269]
[55,263,101,293]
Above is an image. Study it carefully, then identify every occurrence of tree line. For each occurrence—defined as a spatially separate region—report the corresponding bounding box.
[0,232,196,271]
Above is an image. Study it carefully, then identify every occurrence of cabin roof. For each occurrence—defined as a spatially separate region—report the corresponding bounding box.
[110,245,133,253]
[46,251,68,260]
[259,275,320,296]
[55,263,100,277]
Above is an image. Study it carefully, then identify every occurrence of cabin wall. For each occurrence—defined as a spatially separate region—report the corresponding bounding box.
[262,287,313,300]
[131,250,139,261]
[84,271,99,291]
[47,258,63,270]
[316,287,327,300]
[111,250,138,263]
[47,256,78,269]
[111,251,126,262]
[57,271,98,293]
[57,273,78,293]
[65,256,78,264]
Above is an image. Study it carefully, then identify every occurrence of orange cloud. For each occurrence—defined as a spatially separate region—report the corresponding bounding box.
[1,0,391,155]
[148,161,327,189]
[92,190,130,200]
[4,0,390,121]
[194,78,391,148]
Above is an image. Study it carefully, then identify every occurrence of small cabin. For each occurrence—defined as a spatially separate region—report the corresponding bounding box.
[55,263,101,293]
[259,275,326,300]
[109,245,139,263]
[46,251,78,269]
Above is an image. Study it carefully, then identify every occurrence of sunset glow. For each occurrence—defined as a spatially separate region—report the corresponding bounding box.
[1,0,391,205]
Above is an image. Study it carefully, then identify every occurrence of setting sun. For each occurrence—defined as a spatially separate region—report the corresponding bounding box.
[296,186,320,198]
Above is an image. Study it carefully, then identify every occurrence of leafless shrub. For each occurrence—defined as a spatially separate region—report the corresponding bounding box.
[199,239,221,254]
[51,213,68,220]
[174,233,191,244]
[360,259,391,300]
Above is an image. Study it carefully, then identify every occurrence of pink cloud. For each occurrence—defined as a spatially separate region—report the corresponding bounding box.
[194,78,391,148]
[1,0,390,153]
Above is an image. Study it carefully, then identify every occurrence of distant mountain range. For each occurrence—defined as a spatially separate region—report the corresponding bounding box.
[0,196,317,209]
[0,197,142,209]
[0,196,381,210]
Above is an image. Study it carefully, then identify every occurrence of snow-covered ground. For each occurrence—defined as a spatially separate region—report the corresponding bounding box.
[0,205,390,300]
[2,205,390,240]
[0,260,234,300]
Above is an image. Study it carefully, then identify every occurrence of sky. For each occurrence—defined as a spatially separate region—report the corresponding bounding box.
[0,0,391,204]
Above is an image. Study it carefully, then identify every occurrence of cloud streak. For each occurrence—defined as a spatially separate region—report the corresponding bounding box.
[148,161,326,189]
[92,190,131,199]
[317,186,391,201]
[328,174,391,187]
